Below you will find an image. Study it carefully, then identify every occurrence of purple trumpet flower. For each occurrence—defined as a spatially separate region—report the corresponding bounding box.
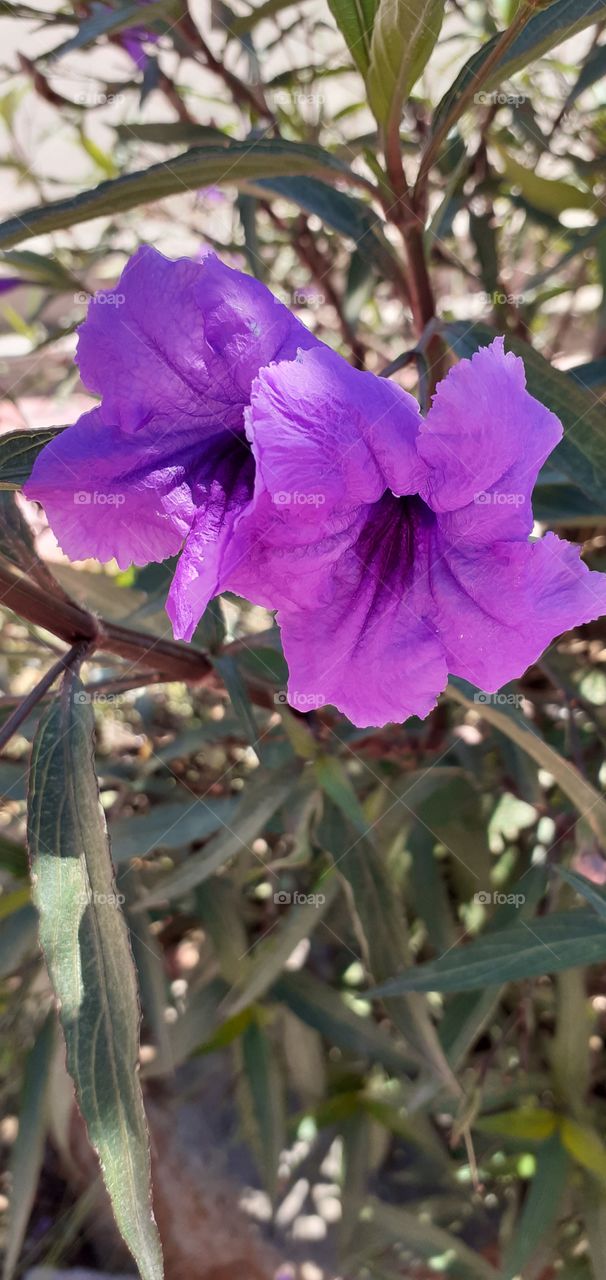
[25,247,606,727]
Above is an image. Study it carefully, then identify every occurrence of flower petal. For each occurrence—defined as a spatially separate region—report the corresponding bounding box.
[246,345,425,516]
[24,408,199,569]
[77,246,320,431]
[418,337,562,543]
[428,531,606,691]
[167,439,254,641]
[228,492,448,727]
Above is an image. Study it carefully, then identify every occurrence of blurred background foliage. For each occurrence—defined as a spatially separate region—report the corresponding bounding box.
[2,1,606,1278]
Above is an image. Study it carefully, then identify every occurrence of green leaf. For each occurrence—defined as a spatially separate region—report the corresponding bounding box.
[121,876,174,1076]
[347,1198,499,1279]
[2,1011,56,1280]
[115,121,229,146]
[223,876,338,1019]
[273,969,418,1074]
[27,672,163,1280]
[0,427,65,490]
[446,677,606,849]
[371,909,606,995]
[554,867,606,921]
[432,0,606,141]
[0,142,357,249]
[525,218,606,292]
[137,770,297,906]
[255,176,398,278]
[320,800,460,1095]
[475,1107,558,1141]
[239,1016,286,1202]
[497,149,595,215]
[569,358,606,392]
[110,795,239,862]
[560,1117,606,1184]
[326,0,379,75]
[502,1132,570,1280]
[315,754,370,835]
[213,653,266,760]
[442,321,606,512]
[0,249,82,292]
[366,0,445,128]
[0,904,38,978]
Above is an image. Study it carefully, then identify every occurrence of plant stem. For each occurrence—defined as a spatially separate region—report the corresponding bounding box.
[382,126,446,390]
[0,561,213,685]
[414,0,537,203]
[0,640,90,750]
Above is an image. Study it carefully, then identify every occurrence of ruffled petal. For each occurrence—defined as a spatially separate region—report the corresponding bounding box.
[418,337,562,544]
[24,408,199,569]
[427,530,606,691]
[246,345,425,516]
[77,246,320,432]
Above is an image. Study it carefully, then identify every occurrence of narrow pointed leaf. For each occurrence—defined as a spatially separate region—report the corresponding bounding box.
[432,0,606,141]
[137,770,297,906]
[502,1132,570,1280]
[27,672,163,1280]
[0,142,356,249]
[371,909,606,995]
[554,867,606,920]
[326,0,379,75]
[367,0,445,128]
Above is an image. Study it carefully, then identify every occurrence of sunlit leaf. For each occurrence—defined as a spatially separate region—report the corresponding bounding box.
[326,0,378,75]
[366,0,444,127]
[561,1117,606,1184]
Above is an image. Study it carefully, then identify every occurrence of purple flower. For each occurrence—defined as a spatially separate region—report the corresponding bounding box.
[24,246,320,641]
[26,248,606,728]
[221,340,606,726]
